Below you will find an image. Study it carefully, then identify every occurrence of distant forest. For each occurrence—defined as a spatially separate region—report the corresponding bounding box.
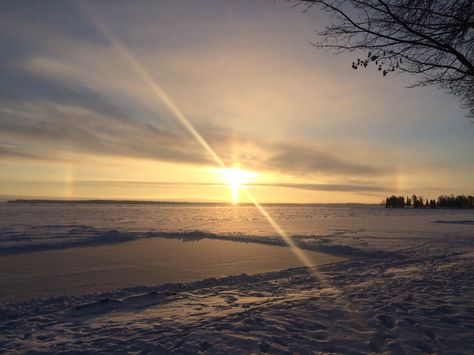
[385,195,474,209]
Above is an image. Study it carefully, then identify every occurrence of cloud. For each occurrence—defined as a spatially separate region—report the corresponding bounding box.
[263,144,381,176]
[253,182,386,192]
[0,9,387,180]
[0,97,386,179]
[0,100,210,165]
[73,180,388,193]
[0,144,67,162]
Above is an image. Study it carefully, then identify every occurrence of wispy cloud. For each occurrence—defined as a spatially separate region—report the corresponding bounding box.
[0,98,386,179]
[72,180,388,193]
[253,182,386,192]
[0,9,389,180]
[0,143,68,162]
[263,144,381,176]
[0,100,209,165]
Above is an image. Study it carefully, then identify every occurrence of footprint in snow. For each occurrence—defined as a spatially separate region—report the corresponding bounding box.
[376,314,396,329]
[224,295,238,304]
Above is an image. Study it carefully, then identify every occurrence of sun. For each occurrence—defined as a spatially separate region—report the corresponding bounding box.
[217,166,256,204]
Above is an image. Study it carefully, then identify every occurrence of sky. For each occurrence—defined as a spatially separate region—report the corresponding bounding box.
[0,0,472,203]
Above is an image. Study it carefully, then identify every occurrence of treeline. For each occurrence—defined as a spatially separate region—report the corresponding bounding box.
[385,194,474,209]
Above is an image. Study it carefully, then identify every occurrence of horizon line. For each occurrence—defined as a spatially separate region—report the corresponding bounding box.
[4,198,380,206]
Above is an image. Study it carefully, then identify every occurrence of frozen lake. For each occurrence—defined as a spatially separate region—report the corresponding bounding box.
[0,237,344,303]
[1,203,473,254]
[0,202,472,303]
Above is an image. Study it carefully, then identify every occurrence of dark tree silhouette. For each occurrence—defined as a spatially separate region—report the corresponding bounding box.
[297,0,474,117]
[384,194,474,208]
[438,194,474,208]
[386,195,405,207]
[405,196,412,206]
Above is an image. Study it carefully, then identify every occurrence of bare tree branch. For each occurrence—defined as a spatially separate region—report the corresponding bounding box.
[295,0,474,117]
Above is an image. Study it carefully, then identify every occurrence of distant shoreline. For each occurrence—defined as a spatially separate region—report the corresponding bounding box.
[5,199,375,207]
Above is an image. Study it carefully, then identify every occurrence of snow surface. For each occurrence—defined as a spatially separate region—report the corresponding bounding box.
[0,204,473,353]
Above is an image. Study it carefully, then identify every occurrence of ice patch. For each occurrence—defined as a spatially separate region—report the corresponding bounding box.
[433,220,474,225]
[0,225,382,259]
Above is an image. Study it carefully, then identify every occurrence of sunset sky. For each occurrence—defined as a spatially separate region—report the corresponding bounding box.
[0,1,473,203]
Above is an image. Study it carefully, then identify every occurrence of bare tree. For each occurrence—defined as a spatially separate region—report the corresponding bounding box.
[297,0,474,117]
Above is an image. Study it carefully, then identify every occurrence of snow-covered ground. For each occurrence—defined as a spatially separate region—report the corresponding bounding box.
[0,204,473,353]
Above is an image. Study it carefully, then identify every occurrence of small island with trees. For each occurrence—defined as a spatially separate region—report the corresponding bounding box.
[385,194,474,209]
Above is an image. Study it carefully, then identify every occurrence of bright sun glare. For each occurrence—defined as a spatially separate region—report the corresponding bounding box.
[218,167,256,204]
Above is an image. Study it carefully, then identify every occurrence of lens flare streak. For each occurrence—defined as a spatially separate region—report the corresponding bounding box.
[79,3,321,276]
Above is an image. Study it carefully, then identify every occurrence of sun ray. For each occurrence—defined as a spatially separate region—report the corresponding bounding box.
[78,3,324,281]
